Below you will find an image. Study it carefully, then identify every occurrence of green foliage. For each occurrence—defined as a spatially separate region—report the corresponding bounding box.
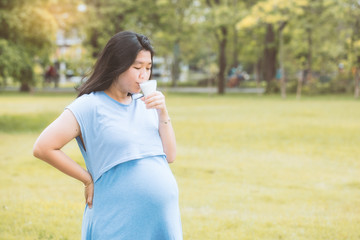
[1,0,360,95]
[0,40,34,87]
[82,0,143,57]
[329,74,354,93]
[0,0,57,90]
[234,0,360,95]
[265,79,280,94]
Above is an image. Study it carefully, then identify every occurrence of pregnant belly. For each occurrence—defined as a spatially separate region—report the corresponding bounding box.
[83,156,182,238]
[92,155,179,211]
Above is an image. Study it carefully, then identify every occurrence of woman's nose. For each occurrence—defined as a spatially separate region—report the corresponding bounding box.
[139,68,147,79]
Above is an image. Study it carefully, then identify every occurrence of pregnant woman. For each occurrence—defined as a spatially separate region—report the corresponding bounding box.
[33,31,182,240]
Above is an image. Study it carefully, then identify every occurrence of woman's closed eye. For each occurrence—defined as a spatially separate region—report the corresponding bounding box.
[134,67,151,71]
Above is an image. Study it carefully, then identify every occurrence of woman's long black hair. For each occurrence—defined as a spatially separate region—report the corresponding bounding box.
[77,31,154,97]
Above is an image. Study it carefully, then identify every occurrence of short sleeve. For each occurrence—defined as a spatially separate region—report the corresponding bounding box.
[65,94,94,152]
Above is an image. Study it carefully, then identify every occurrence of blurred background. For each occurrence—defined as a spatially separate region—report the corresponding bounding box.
[1,0,360,97]
[1,1,360,239]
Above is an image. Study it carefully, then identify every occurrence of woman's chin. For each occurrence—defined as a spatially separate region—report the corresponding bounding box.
[129,89,141,95]
[135,87,142,94]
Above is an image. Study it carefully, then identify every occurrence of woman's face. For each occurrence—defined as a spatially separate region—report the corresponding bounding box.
[116,50,152,94]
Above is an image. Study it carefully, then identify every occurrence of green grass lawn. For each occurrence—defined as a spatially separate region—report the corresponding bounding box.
[0,92,359,240]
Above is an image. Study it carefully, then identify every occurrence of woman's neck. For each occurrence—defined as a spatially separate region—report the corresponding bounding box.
[104,86,132,104]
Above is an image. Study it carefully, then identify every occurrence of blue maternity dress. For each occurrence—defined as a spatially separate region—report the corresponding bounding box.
[66,91,182,240]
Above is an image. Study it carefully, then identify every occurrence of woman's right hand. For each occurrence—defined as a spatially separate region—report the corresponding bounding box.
[84,179,94,209]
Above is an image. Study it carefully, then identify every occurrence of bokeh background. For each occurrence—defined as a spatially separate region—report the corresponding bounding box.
[1,0,360,239]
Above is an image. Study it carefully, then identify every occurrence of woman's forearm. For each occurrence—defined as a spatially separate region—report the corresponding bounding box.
[34,147,92,185]
[157,109,177,163]
[143,91,177,163]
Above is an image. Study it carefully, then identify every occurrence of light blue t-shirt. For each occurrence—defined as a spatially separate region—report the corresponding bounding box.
[66,91,166,182]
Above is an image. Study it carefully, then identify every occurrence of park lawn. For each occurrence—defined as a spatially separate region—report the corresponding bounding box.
[0,92,359,240]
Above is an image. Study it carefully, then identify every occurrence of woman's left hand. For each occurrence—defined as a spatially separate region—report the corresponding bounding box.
[141,91,166,111]
[142,91,175,163]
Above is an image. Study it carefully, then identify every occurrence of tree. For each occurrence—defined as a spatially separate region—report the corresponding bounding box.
[0,0,57,91]
[202,0,245,94]
[82,0,135,58]
[82,0,204,88]
[147,0,195,87]
[292,0,350,97]
[341,0,360,98]
[237,0,309,95]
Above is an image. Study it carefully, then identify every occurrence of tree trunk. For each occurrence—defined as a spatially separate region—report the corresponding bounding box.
[232,0,238,68]
[355,69,359,99]
[279,22,287,99]
[263,24,277,93]
[206,0,227,94]
[171,40,181,87]
[296,73,304,99]
[352,19,359,98]
[20,83,31,92]
[232,25,239,68]
[306,27,313,82]
[1,77,7,88]
[90,29,100,58]
[255,58,262,95]
[355,57,360,99]
[217,26,227,94]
